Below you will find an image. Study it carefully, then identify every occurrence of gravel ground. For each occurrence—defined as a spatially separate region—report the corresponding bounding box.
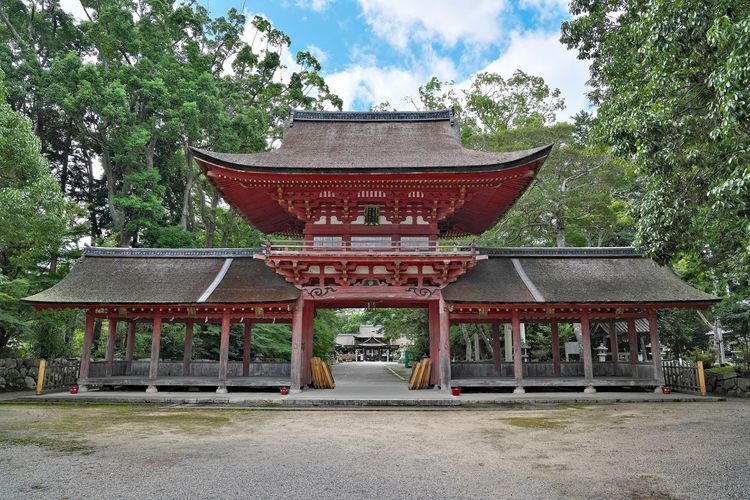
[0,400,748,499]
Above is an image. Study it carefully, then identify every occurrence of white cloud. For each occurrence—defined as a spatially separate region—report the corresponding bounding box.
[467,30,591,121]
[357,0,508,50]
[59,0,87,20]
[296,0,336,12]
[306,44,329,65]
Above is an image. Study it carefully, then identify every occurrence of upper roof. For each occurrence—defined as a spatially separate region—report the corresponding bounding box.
[443,248,718,305]
[192,109,552,174]
[22,247,300,306]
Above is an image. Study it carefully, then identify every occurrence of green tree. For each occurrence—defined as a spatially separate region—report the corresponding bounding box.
[561,0,750,295]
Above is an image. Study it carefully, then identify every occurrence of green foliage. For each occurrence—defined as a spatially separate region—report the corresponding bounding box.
[716,297,750,373]
[657,309,708,359]
[561,0,750,295]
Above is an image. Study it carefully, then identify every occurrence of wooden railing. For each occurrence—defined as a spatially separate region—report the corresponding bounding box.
[663,359,707,395]
[35,359,80,394]
[265,239,477,255]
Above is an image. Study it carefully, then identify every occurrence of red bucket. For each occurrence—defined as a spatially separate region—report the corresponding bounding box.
[280,387,289,395]
[451,387,461,396]
[69,385,79,394]
[662,386,672,395]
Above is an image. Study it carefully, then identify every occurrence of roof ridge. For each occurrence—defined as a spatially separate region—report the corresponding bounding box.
[84,247,262,258]
[291,109,454,123]
[478,247,641,258]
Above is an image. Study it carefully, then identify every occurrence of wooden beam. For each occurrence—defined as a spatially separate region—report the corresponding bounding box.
[78,310,95,387]
[438,294,451,390]
[580,310,593,381]
[627,318,638,368]
[104,319,118,377]
[428,300,440,386]
[242,321,253,377]
[551,320,561,377]
[125,321,136,376]
[183,319,194,376]
[491,322,501,376]
[147,316,162,392]
[609,319,619,364]
[218,314,231,382]
[511,309,523,390]
[648,310,665,387]
[290,296,305,392]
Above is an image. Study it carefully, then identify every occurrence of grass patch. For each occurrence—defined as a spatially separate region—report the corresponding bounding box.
[0,434,93,454]
[502,417,568,429]
[708,366,738,375]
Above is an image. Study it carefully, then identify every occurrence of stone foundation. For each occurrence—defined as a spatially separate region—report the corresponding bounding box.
[0,359,40,391]
[705,371,750,398]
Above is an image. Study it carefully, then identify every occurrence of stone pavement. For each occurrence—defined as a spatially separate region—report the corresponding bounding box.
[9,362,722,407]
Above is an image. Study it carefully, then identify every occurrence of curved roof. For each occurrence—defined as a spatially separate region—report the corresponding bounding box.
[192,109,552,174]
[443,248,718,305]
[23,247,300,307]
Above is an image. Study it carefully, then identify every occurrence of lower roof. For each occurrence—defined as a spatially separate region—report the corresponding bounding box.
[23,247,717,308]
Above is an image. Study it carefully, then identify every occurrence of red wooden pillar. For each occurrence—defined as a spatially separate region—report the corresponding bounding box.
[217,313,231,393]
[290,296,305,392]
[125,321,136,376]
[550,320,561,377]
[437,294,451,390]
[242,321,253,377]
[78,310,96,390]
[648,310,665,388]
[182,319,194,376]
[104,319,118,377]
[511,309,524,393]
[580,309,595,393]
[428,300,440,385]
[627,318,638,370]
[302,305,315,386]
[491,322,502,377]
[609,319,619,363]
[146,316,162,393]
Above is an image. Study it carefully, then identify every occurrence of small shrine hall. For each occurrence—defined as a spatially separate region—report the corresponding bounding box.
[24,110,717,394]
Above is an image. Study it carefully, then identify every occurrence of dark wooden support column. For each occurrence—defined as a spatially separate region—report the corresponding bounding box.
[609,319,619,363]
[182,319,194,376]
[580,309,595,393]
[551,320,561,377]
[104,319,118,377]
[78,310,96,392]
[428,300,440,385]
[437,294,451,391]
[125,321,136,375]
[290,296,305,393]
[242,321,253,377]
[648,310,665,389]
[511,309,524,394]
[302,305,315,386]
[627,319,638,370]
[217,313,231,394]
[491,322,502,376]
[146,316,162,393]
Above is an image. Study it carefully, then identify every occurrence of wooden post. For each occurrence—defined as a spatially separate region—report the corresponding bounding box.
[648,310,665,388]
[35,359,47,396]
[182,319,194,377]
[697,361,706,396]
[438,294,452,391]
[511,309,524,393]
[217,313,231,393]
[504,324,513,362]
[146,316,162,393]
[580,309,595,393]
[104,319,118,377]
[428,301,440,385]
[242,321,253,377]
[78,310,95,390]
[125,321,136,376]
[491,322,502,376]
[608,319,618,363]
[302,305,315,386]
[627,318,638,370]
[290,296,305,392]
[551,321,561,377]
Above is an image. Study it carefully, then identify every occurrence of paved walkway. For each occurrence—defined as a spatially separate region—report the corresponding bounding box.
[4,362,723,407]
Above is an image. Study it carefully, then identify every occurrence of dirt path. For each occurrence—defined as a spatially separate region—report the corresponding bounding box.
[0,400,748,499]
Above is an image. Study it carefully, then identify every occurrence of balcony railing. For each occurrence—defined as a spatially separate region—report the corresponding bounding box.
[264,239,477,256]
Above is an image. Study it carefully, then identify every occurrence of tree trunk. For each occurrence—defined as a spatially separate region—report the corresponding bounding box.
[474,332,481,361]
[461,324,472,361]
[180,140,195,231]
[101,148,129,246]
[59,120,73,194]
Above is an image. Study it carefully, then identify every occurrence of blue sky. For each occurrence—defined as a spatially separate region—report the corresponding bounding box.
[61,0,591,120]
